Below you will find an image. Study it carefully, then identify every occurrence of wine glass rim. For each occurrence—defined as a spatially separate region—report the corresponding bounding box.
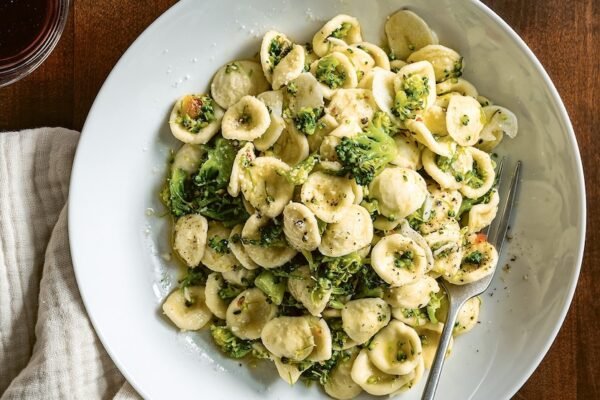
[0,0,71,89]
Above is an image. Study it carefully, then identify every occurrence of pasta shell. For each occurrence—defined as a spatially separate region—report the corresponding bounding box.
[385,10,438,60]
[325,88,377,126]
[228,224,259,270]
[169,94,224,144]
[226,288,277,340]
[384,276,440,309]
[407,45,463,83]
[459,147,495,199]
[260,31,293,84]
[369,167,428,220]
[324,348,362,400]
[269,126,310,166]
[173,214,208,267]
[272,44,306,90]
[310,52,358,98]
[221,95,271,141]
[390,132,422,170]
[305,316,333,362]
[288,266,332,317]
[261,316,315,361]
[210,60,270,109]
[446,237,498,285]
[368,320,423,375]
[241,214,297,269]
[172,144,205,174]
[371,233,428,287]
[312,14,363,57]
[283,202,322,251]
[319,205,373,257]
[204,273,229,319]
[341,298,390,345]
[476,105,518,152]
[354,42,390,70]
[404,119,457,157]
[446,94,484,146]
[228,142,255,197]
[240,156,295,217]
[350,349,414,396]
[436,78,478,98]
[201,222,239,273]
[300,171,356,223]
[162,287,212,331]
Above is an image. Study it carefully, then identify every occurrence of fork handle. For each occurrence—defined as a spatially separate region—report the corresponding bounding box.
[421,299,465,400]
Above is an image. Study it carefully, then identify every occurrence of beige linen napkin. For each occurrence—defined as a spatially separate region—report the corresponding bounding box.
[0,128,140,400]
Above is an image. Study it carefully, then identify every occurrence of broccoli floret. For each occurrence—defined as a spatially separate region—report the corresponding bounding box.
[393,251,414,270]
[322,252,363,288]
[426,292,443,324]
[241,217,287,247]
[268,36,292,71]
[293,107,324,135]
[335,118,398,185]
[282,154,319,185]
[457,188,494,219]
[192,138,249,225]
[354,265,388,299]
[328,318,353,350]
[301,350,349,385]
[315,56,346,89]
[161,167,195,217]
[254,270,286,305]
[211,325,253,359]
[391,74,430,121]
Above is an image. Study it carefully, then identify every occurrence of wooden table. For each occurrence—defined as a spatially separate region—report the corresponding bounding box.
[1,1,597,398]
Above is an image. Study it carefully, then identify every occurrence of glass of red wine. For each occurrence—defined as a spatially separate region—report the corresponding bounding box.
[0,0,70,88]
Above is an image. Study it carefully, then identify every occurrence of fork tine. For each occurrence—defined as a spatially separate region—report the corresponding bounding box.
[489,161,522,254]
[483,157,506,237]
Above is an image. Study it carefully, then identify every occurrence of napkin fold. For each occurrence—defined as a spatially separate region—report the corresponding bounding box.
[0,128,140,400]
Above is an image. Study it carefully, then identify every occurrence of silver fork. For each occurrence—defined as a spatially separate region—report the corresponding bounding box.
[421,159,522,400]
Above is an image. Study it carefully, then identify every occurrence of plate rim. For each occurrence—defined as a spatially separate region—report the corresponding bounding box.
[68,1,587,399]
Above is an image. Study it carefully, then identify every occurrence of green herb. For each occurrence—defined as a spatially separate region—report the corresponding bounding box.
[464,250,484,265]
[179,266,209,289]
[218,281,244,301]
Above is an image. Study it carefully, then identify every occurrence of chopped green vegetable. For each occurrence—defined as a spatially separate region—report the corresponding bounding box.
[208,236,230,254]
[281,154,319,185]
[268,36,292,71]
[329,22,352,39]
[426,292,442,323]
[391,74,430,121]
[211,325,253,359]
[460,114,470,126]
[464,250,484,264]
[316,56,346,89]
[176,94,216,133]
[218,281,244,301]
[293,107,324,135]
[301,350,349,385]
[394,251,414,270]
[254,270,286,305]
[161,168,195,217]
[336,117,398,185]
[179,266,209,289]
[241,217,287,247]
[286,82,298,96]
[457,189,494,218]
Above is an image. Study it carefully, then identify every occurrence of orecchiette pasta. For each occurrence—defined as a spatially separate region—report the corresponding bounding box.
[160,9,519,398]
[226,288,277,340]
[162,287,212,331]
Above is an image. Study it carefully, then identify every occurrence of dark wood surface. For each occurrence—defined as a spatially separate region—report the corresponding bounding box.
[0,1,597,398]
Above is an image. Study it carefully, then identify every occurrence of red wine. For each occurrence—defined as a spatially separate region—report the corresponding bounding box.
[0,0,56,66]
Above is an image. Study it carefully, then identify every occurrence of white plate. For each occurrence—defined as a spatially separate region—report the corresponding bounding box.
[69,0,586,399]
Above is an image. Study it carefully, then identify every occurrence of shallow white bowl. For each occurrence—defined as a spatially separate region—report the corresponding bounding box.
[69,0,586,399]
